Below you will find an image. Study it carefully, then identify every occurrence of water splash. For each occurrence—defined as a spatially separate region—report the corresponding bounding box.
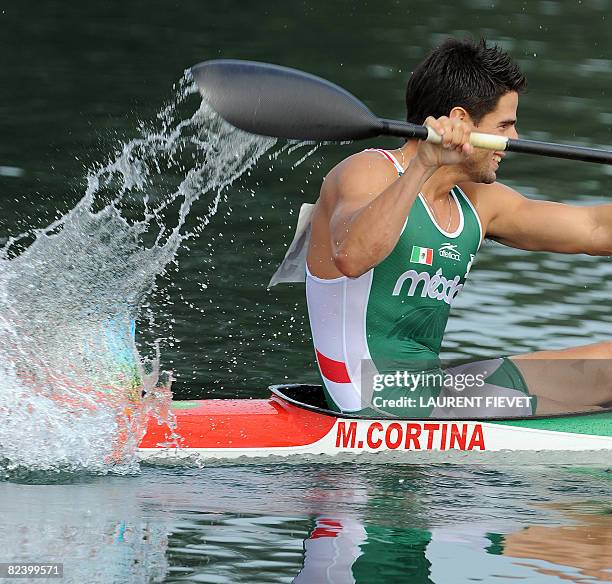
[0,73,276,478]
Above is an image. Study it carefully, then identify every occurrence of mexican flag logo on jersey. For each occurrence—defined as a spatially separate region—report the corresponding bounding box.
[410,245,433,266]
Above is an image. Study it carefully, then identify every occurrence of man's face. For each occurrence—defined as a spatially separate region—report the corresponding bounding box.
[462,91,519,184]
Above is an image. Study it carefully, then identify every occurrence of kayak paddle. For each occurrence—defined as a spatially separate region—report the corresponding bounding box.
[191,59,612,165]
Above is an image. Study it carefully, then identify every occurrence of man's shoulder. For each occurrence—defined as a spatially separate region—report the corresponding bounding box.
[457,181,525,226]
[326,149,396,182]
[321,149,400,200]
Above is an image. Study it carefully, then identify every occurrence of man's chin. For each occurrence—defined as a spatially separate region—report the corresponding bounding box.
[463,161,497,184]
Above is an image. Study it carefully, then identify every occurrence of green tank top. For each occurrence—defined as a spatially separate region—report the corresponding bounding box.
[366,187,482,371]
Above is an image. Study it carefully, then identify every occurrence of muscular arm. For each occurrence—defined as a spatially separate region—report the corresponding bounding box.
[308,115,473,278]
[327,154,435,277]
[482,183,612,255]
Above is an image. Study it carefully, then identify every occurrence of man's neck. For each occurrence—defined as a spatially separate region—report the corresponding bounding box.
[399,142,469,202]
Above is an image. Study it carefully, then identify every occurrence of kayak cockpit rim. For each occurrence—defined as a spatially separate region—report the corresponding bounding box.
[269,383,612,422]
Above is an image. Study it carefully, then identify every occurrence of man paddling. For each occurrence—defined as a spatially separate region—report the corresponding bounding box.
[305,38,612,417]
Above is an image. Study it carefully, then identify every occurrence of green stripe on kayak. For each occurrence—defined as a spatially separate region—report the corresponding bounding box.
[171,401,201,410]
[492,411,612,436]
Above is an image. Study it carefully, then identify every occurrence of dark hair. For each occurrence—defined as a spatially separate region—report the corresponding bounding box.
[405,38,527,125]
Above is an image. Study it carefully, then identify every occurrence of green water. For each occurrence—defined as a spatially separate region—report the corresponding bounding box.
[1,1,611,582]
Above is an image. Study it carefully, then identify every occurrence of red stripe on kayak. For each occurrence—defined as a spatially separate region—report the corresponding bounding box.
[316,350,351,384]
[139,397,336,449]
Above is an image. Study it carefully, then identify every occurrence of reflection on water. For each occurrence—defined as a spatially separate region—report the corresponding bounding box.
[1,465,609,583]
[0,479,170,583]
[502,502,612,582]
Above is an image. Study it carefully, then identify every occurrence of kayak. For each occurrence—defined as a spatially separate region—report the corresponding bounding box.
[138,384,612,462]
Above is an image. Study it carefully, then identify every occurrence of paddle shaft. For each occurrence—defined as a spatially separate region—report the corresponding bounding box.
[381,119,612,164]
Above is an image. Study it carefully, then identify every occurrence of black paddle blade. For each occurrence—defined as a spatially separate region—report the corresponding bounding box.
[191,59,383,141]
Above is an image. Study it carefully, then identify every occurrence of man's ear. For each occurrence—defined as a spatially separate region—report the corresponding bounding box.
[449,106,471,122]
